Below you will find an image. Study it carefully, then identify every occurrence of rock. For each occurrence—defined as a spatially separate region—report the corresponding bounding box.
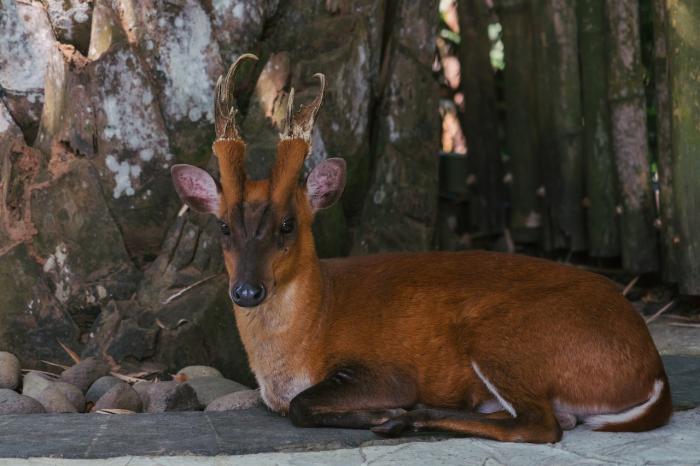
[52,382,86,412]
[30,154,141,319]
[0,0,59,141]
[60,357,110,392]
[176,366,223,381]
[34,386,78,413]
[43,0,93,55]
[0,352,20,390]
[185,377,249,407]
[85,376,122,404]
[139,381,201,413]
[0,389,46,414]
[93,382,142,412]
[21,371,55,400]
[352,0,441,254]
[83,274,255,388]
[205,389,262,412]
[0,243,80,369]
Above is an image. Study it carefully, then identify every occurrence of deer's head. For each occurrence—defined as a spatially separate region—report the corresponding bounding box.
[171,54,346,308]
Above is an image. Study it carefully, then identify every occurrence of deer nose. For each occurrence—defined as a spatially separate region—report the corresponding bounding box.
[231,282,266,307]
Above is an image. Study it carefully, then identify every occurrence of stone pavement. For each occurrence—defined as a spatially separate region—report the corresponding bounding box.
[0,408,698,465]
[0,323,698,464]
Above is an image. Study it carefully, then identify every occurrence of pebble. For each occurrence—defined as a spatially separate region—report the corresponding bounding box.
[21,371,55,400]
[93,382,142,412]
[52,382,86,412]
[0,389,45,414]
[34,386,78,413]
[86,376,122,404]
[205,389,262,412]
[139,381,201,413]
[0,352,21,390]
[60,357,110,392]
[185,376,249,407]
[176,366,222,381]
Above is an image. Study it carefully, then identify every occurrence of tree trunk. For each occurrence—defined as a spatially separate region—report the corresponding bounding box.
[533,0,586,252]
[604,0,659,273]
[458,0,505,237]
[652,0,678,282]
[498,0,540,243]
[577,0,620,258]
[667,0,700,294]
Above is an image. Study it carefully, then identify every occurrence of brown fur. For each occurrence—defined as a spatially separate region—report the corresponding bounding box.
[227,180,670,442]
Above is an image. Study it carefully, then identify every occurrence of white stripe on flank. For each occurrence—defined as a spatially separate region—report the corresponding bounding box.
[471,361,517,418]
[585,379,664,429]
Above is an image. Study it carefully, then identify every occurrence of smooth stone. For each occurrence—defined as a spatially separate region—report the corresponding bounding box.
[93,382,142,412]
[0,389,45,414]
[60,357,110,392]
[21,371,54,400]
[205,389,262,412]
[139,381,201,413]
[185,376,249,407]
[0,352,21,390]
[34,386,78,413]
[176,365,223,380]
[52,381,86,412]
[85,376,122,404]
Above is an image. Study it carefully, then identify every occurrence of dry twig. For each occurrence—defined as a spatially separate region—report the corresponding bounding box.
[57,340,81,364]
[161,274,219,305]
[645,301,676,325]
[622,276,640,297]
[40,360,69,370]
[669,322,700,329]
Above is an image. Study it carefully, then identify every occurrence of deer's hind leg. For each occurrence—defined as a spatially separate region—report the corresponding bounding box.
[371,400,562,443]
[288,364,418,429]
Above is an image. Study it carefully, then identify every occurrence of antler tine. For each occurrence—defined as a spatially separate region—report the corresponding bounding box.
[281,73,326,142]
[214,53,259,140]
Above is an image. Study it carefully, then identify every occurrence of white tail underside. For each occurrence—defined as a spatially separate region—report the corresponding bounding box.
[584,379,664,429]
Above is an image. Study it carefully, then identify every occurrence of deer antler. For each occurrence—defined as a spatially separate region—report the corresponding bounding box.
[270,73,327,206]
[214,53,259,141]
[280,73,326,143]
[213,53,258,207]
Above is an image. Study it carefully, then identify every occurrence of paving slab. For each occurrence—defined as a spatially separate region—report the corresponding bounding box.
[0,355,697,460]
[649,317,700,356]
[0,408,699,465]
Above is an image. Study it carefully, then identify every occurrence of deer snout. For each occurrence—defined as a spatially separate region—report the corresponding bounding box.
[231,282,267,307]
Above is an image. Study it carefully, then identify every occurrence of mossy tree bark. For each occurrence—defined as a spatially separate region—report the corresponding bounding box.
[531,0,586,252]
[458,0,505,236]
[497,0,540,243]
[577,0,620,258]
[604,0,659,273]
[667,0,700,294]
[652,0,678,282]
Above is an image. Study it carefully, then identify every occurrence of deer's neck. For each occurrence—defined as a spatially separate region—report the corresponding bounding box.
[233,254,328,412]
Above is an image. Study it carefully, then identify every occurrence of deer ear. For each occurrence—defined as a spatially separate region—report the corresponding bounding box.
[306,158,346,212]
[171,164,221,215]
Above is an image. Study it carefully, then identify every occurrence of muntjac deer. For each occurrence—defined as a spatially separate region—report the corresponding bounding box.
[171,54,671,443]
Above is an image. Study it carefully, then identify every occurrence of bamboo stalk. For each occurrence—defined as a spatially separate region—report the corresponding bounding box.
[666,0,700,295]
[498,0,541,244]
[604,0,659,273]
[458,0,505,236]
[577,0,620,258]
[651,0,678,283]
[529,0,585,252]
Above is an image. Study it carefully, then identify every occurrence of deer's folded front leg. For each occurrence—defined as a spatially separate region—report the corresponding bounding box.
[288,365,417,429]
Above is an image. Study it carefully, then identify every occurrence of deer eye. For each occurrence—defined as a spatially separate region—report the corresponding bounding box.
[280,217,295,235]
[218,220,231,236]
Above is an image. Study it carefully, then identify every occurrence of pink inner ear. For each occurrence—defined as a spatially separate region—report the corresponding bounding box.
[171,165,220,214]
[307,158,346,211]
